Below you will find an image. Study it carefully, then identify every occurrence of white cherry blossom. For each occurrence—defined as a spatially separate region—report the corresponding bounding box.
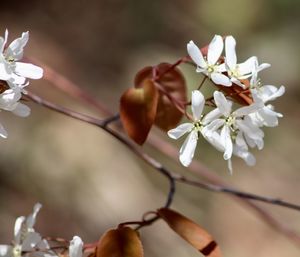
[0,86,30,117]
[0,85,31,138]
[69,236,83,257]
[0,30,43,85]
[249,91,283,128]
[187,35,231,86]
[249,59,285,127]
[168,90,220,167]
[224,36,270,88]
[205,91,263,166]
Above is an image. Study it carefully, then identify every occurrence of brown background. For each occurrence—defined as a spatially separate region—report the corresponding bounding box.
[0,1,300,256]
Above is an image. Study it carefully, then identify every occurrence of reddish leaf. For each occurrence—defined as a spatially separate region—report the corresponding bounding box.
[158,208,222,257]
[120,79,159,145]
[135,63,187,131]
[134,66,153,89]
[96,227,144,257]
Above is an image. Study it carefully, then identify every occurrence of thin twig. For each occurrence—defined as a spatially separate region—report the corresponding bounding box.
[174,175,300,211]
[25,57,111,115]
[102,113,120,127]
[197,76,207,90]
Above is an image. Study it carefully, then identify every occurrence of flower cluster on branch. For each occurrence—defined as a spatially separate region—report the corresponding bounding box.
[0,204,83,257]
[0,30,43,138]
[168,35,284,172]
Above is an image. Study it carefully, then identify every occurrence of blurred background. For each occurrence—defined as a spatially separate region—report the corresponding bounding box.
[0,0,300,256]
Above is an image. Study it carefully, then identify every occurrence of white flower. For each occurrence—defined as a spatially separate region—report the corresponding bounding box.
[0,203,44,257]
[0,30,43,85]
[224,36,270,88]
[0,85,31,138]
[69,236,83,257]
[249,58,284,102]
[205,91,263,168]
[187,35,231,86]
[248,59,285,127]
[0,87,30,116]
[168,90,219,167]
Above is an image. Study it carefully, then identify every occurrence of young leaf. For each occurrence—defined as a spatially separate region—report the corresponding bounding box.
[135,63,187,131]
[154,63,187,131]
[158,208,222,257]
[120,79,159,145]
[96,226,144,257]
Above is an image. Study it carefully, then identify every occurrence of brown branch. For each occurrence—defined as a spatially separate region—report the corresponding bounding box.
[26,59,300,246]
[174,174,300,211]
[25,57,111,115]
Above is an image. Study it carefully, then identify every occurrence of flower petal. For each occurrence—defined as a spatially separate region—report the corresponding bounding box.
[191,90,205,120]
[12,103,31,117]
[187,41,206,68]
[69,236,83,257]
[213,91,232,116]
[14,216,26,244]
[0,89,21,111]
[202,118,224,132]
[233,102,261,117]
[257,62,271,72]
[257,106,282,127]
[0,245,12,257]
[26,203,42,230]
[238,56,256,75]
[235,132,248,151]
[0,30,8,52]
[0,123,8,138]
[15,62,43,79]
[6,31,29,61]
[10,73,27,85]
[0,62,11,81]
[167,123,193,139]
[227,158,233,175]
[211,73,232,86]
[202,108,222,124]
[216,63,226,72]
[231,77,246,88]
[225,36,237,70]
[221,125,233,160]
[179,130,198,167]
[22,232,42,251]
[236,119,264,141]
[207,35,223,65]
[261,85,285,102]
[233,134,256,166]
[204,131,224,152]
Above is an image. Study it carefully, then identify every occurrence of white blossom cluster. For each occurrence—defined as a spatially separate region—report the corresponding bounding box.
[0,204,83,257]
[0,30,43,138]
[168,35,284,173]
